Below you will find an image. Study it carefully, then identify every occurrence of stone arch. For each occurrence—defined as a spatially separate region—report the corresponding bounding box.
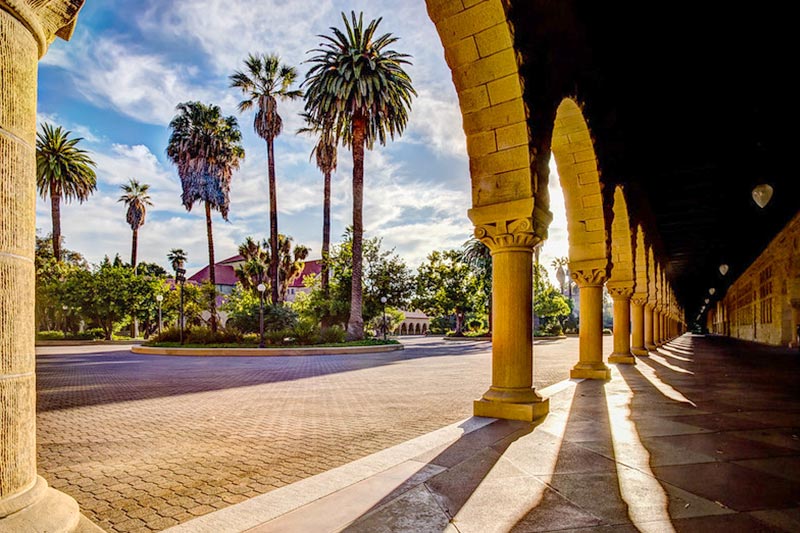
[608,186,635,284]
[400,323,407,336]
[550,98,610,273]
[422,324,428,334]
[416,323,422,334]
[634,226,649,296]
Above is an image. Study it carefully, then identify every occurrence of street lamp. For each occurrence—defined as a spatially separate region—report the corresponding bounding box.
[156,294,164,335]
[380,296,388,340]
[175,266,186,344]
[257,283,267,348]
[61,305,69,336]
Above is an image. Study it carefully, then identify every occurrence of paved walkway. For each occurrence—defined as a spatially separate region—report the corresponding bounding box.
[165,335,800,532]
[36,336,598,533]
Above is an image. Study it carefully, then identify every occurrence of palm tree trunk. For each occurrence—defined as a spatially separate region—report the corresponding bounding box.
[51,192,62,261]
[267,138,279,305]
[346,117,366,340]
[205,202,218,333]
[321,169,331,297]
[131,227,138,270]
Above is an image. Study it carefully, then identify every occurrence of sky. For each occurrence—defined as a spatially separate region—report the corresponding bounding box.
[37,0,568,282]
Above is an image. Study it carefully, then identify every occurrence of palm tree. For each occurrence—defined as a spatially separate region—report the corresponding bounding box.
[276,235,310,302]
[118,178,152,269]
[304,11,416,339]
[551,256,570,297]
[230,53,303,305]
[234,236,269,293]
[167,101,245,332]
[298,113,337,297]
[167,248,187,272]
[462,237,492,334]
[36,123,97,261]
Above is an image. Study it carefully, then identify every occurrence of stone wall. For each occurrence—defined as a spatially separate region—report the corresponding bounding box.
[709,212,800,347]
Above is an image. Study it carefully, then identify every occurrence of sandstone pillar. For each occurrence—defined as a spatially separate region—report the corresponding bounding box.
[471,213,548,422]
[608,284,635,364]
[654,308,663,346]
[644,304,656,351]
[0,2,99,531]
[570,266,611,379]
[630,294,648,355]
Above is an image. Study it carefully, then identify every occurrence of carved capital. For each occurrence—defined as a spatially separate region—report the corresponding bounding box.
[0,0,85,57]
[607,286,634,300]
[631,293,648,306]
[570,268,607,288]
[474,217,542,252]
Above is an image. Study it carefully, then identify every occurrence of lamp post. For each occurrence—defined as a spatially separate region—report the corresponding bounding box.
[257,283,267,348]
[175,267,186,344]
[61,305,69,337]
[156,294,164,335]
[380,296,388,340]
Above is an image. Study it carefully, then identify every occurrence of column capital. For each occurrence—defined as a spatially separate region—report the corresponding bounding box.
[606,280,634,299]
[631,293,648,306]
[474,216,543,252]
[570,266,608,288]
[0,0,84,57]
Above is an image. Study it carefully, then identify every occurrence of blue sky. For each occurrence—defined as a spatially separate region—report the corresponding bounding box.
[38,0,568,279]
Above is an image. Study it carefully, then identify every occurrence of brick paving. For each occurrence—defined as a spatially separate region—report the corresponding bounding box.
[35,336,605,532]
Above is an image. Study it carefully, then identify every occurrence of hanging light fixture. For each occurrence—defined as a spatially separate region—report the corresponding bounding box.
[752,184,774,208]
[709,288,716,295]
[719,264,729,276]
[704,298,710,304]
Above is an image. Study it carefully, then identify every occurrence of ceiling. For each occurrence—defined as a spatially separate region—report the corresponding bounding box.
[509,0,799,320]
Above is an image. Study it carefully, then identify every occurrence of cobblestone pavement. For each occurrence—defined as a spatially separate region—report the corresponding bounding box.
[36,336,609,533]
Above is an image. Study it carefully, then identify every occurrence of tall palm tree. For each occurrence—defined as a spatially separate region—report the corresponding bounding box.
[167,248,187,272]
[167,101,245,332]
[230,53,303,305]
[462,237,493,334]
[276,235,310,302]
[304,11,416,339]
[298,113,337,297]
[36,123,97,261]
[551,256,570,297]
[118,178,152,269]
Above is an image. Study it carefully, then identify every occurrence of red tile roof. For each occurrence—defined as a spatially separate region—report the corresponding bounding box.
[188,258,323,288]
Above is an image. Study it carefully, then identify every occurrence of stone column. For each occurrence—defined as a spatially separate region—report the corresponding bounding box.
[0,2,99,532]
[607,284,635,364]
[644,303,656,351]
[570,266,611,379]
[472,215,548,422]
[654,308,663,346]
[630,293,648,355]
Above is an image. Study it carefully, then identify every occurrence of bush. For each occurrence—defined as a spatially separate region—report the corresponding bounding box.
[151,327,182,343]
[82,327,106,340]
[185,327,242,345]
[602,328,613,335]
[319,325,346,344]
[37,330,64,340]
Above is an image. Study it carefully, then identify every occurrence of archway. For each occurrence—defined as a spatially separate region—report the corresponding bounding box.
[548,98,612,380]
[631,225,650,355]
[606,185,636,364]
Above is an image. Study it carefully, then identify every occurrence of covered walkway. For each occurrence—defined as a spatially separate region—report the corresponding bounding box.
[173,334,800,532]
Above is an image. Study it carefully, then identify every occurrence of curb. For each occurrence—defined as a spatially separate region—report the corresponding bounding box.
[442,336,492,342]
[131,343,404,357]
[36,340,145,347]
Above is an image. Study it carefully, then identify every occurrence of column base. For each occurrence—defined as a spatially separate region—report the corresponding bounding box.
[473,397,549,422]
[570,362,611,380]
[0,476,104,532]
[644,343,657,351]
[631,347,649,356]
[608,353,636,364]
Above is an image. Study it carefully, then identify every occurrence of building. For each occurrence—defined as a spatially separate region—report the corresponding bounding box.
[188,256,323,302]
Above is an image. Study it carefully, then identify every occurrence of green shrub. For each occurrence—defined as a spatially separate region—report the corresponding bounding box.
[152,327,182,343]
[242,333,260,344]
[319,325,346,344]
[185,327,242,345]
[37,330,64,340]
[292,320,320,345]
[602,328,612,335]
[82,327,106,340]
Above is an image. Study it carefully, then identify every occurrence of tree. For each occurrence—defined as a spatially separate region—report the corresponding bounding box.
[231,53,302,305]
[461,237,492,333]
[293,229,413,329]
[35,233,88,332]
[167,248,187,272]
[36,123,97,261]
[167,102,244,332]
[414,250,480,335]
[277,235,310,302]
[298,113,337,297]
[551,256,570,296]
[304,11,416,340]
[533,263,571,335]
[118,178,152,269]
